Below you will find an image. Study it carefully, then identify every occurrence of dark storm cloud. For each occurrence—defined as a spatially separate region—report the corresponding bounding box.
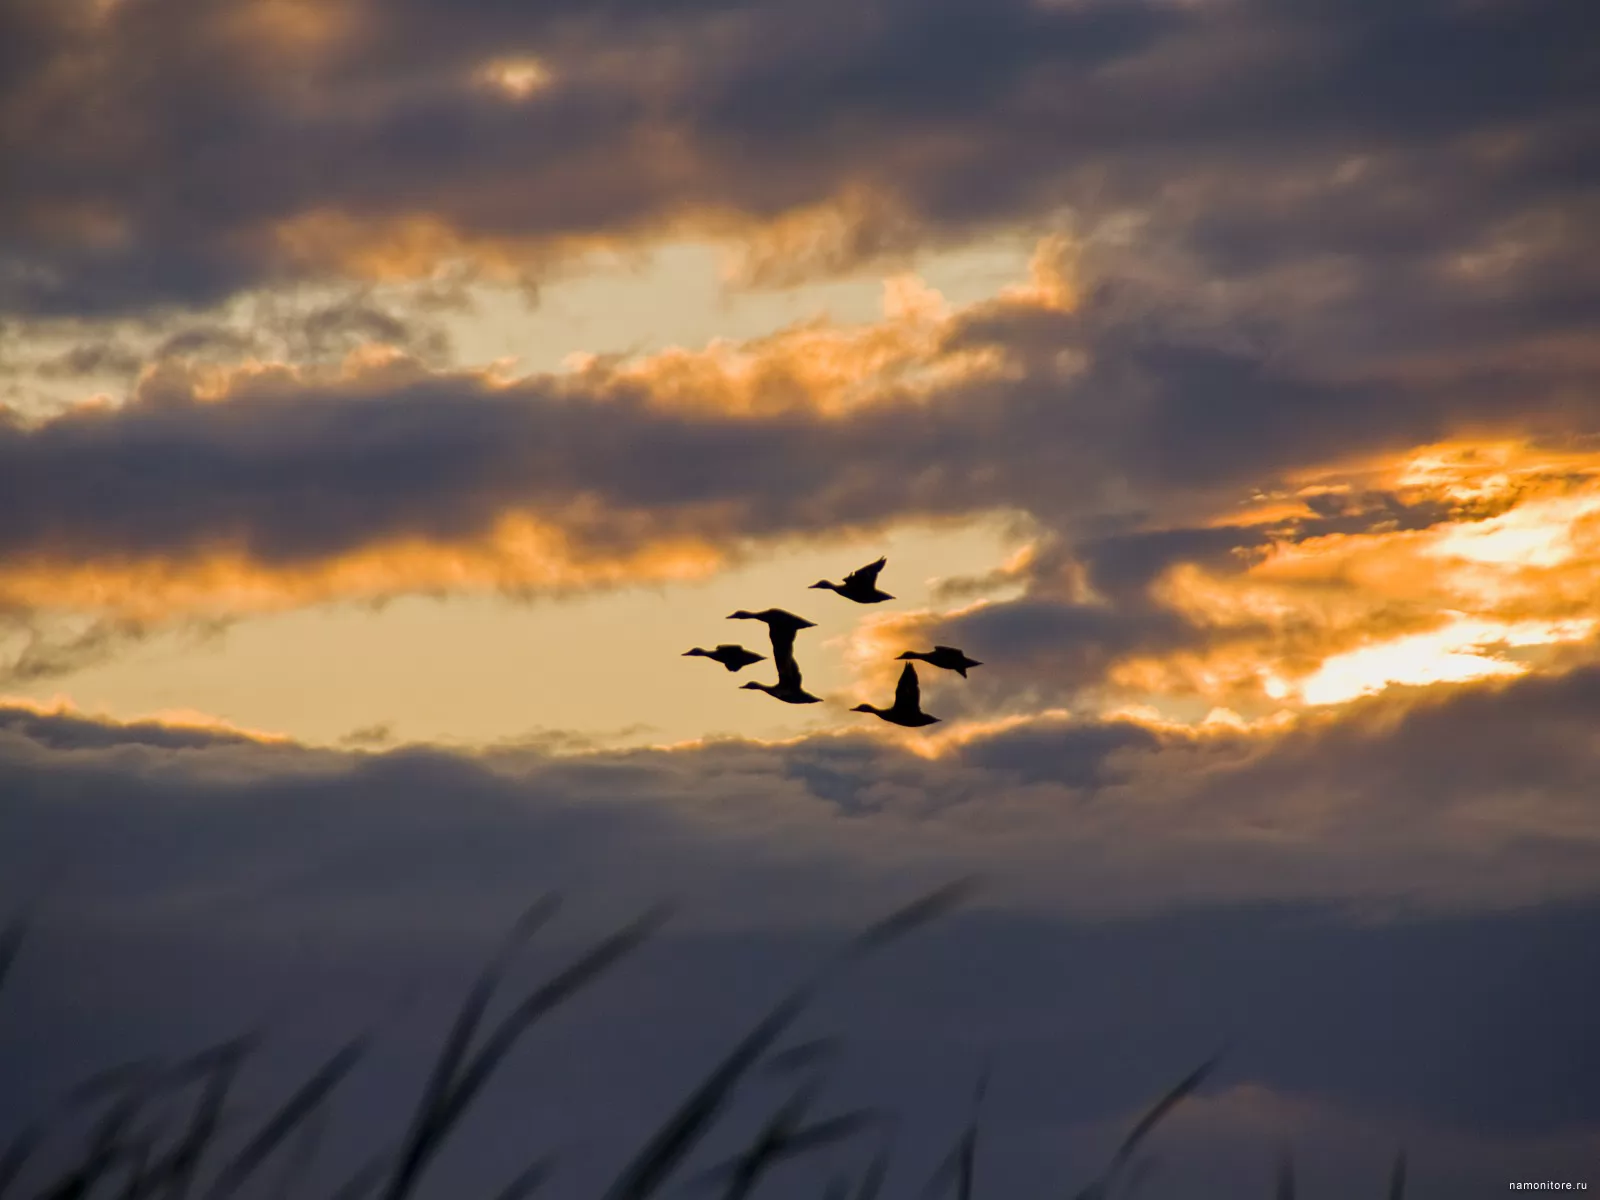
[952,717,1160,788]
[3,673,1600,1197]
[4,294,1584,588]
[0,341,1160,568]
[1,0,1595,317]
[1210,661,1600,818]
[930,598,1207,705]
[9,661,1600,926]
[6,0,1600,698]
[905,482,1536,711]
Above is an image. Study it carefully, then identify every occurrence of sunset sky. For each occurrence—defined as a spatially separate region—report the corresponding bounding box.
[2,0,1598,1196]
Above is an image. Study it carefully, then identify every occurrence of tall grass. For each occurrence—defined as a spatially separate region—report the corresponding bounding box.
[0,892,1409,1200]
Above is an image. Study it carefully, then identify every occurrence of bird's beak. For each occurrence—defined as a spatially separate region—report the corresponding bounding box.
[808,581,828,589]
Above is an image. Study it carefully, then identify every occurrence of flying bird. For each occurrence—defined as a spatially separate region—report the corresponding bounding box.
[741,657,822,705]
[740,630,823,705]
[810,557,893,604]
[852,662,940,727]
[896,646,982,677]
[683,644,766,673]
[727,608,817,632]
[728,608,818,666]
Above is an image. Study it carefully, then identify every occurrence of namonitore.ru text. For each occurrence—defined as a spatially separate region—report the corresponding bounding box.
[1510,1183,1588,1191]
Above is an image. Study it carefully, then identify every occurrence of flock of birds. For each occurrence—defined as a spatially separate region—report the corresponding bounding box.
[683,557,982,728]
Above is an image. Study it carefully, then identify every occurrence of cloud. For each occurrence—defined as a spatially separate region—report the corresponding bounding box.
[10,653,1600,922]
[849,440,1600,723]
[0,694,285,751]
[4,0,1599,705]
[337,721,394,748]
[3,3,1597,1190]
[5,249,1600,737]
[3,676,1600,1196]
[1,0,1593,324]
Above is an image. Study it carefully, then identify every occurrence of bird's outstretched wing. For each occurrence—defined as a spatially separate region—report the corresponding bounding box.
[844,557,887,588]
[773,640,804,689]
[768,624,799,669]
[766,608,816,629]
[894,662,920,710]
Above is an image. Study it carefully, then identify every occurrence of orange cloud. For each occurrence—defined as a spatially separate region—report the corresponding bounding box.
[474,57,555,101]
[0,514,728,622]
[1111,440,1600,709]
[997,233,1080,313]
[222,0,357,56]
[574,271,1019,417]
[0,692,291,744]
[264,176,922,296]
[714,185,925,291]
[2,245,1071,626]
[268,211,560,286]
[835,607,940,704]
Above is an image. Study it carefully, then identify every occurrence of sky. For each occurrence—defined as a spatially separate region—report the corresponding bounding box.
[2,0,1599,1196]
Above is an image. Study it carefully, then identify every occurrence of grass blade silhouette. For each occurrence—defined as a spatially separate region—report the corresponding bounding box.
[0,1119,44,1200]
[489,1154,556,1200]
[201,1036,367,1200]
[37,1088,148,1200]
[1387,1149,1407,1200]
[1071,1053,1221,1200]
[850,1136,893,1200]
[1121,1155,1161,1200]
[763,1039,843,1079]
[833,880,977,972]
[606,883,965,1200]
[67,1061,161,1110]
[771,1113,879,1162]
[387,896,560,1200]
[384,903,668,1200]
[112,1127,164,1200]
[152,1036,253,1200]
[1275,1150,1296,1200]
[269,1106,327,1200]
[921,1069,986,1200]
[1110,1054,1219,1176]
[0,916,24,1001]
[707,1082,813,1200]
[602,991,812,1200]
[690,1085,877,1200]
[162,1034,258,1089]
[330,1150,393,1200]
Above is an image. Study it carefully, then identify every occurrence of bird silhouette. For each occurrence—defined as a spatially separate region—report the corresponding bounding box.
[683,644,766,673]
[728,609,817,666]
[810,557,893,604]
[896,646,982,677]
[740,629,822,705]
[852,663,940,727]
[730,608,822,704]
